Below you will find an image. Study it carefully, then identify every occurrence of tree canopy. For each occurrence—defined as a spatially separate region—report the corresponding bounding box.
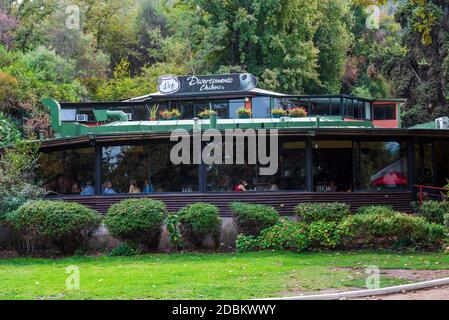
[0,0,447,132]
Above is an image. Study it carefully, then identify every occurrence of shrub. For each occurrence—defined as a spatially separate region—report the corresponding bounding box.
[340,211,447,250]
[109,243,140,257]
[6,200,100,255]
[104,199,166,249]
[413,201,449,224]
[258,220,309,252]
[177,203,221,248]
[236,219,349,253]
[307,220,350,250]
[165,213,184,250]
[229,202,280,236]
[294,202,350,223]
[235,234,260,252]
[356,205,396,216]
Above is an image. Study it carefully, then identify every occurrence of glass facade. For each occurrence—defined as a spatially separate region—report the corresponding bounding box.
[436,141,449,187]
[39,137,449,196]
[101,145,150,194]
[39,148,95,195]
[373,104,396,120]
[414,143,434,185]
[313,141,353,192]
[358,141,408,190]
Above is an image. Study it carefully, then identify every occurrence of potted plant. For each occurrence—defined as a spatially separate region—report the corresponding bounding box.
[288,107,308,118]
[236,108,252,119]
[149,104,159,121]
[271,108,287,118]
[160,109,181,120]
[198,109,217,119]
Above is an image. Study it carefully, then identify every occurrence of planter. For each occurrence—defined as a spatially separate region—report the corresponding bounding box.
[150,117,157,121]
[272,114,281,119]
[238,114,250,119]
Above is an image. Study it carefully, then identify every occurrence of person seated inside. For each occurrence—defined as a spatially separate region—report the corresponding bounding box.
[80,180,95,196]
[71,182,81,194]
[234,180,248,192]
[103,181,117,195]
[129,179,142,194]
[143,180,154,193]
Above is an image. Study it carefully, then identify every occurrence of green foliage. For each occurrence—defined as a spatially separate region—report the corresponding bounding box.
[165,213,184,250]
[6,200,100,255]
[294,202,351,223]
[177,203,221,248]
[340,211,447,250]
[0,112,21,148]
[413,201,449,224]
[356,205,396,216]
[104,199,167,248]
[307,220,350,250]
[236,219,350,253]
[0,139,44,222]
[229,202,280,236]
[109,243,140,257]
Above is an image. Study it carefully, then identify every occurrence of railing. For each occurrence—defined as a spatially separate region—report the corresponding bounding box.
[414,185,449,207]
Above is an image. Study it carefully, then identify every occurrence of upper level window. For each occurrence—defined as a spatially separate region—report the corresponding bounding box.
[373,104,396,120]
[229,99,245,119]
[252,97,271,118]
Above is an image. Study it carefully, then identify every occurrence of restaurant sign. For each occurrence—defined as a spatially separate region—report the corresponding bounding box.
[157,73,257,95]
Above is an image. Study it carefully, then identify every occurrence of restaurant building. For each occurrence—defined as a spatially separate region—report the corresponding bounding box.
[38,73,449,215]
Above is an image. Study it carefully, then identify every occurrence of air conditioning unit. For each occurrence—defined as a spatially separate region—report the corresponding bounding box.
[126,113,133,121]
[435,117,449,129]
[76,114,89,122]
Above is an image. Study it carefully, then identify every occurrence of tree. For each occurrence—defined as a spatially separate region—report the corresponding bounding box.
[0,118,44,221]
[167,0,353,94]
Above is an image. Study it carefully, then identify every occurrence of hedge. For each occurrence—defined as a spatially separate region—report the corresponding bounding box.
[104,198,166,249]
[177,203,221,248]
[6,200,100,255]
[229,202,279,236]
[294,202,350,222]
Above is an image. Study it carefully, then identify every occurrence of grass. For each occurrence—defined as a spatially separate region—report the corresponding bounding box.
[0,250,449,300]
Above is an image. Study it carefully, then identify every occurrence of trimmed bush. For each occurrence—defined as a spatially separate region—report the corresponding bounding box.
[236,219,350,253]
[413,201,449,224]
[229,202,280,236]
[6,200,100,255]
[104,199,166,249]
[294,202,350,222]
[356,205,396,216]
[177,203,221,248]
[340,211,447,250]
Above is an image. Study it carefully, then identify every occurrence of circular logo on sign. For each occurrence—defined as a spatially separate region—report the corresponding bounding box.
[158,76,181,94]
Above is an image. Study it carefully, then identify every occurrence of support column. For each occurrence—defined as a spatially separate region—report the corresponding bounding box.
[408,140,415,194]
[95,145,102,195]
[305,137,313,192]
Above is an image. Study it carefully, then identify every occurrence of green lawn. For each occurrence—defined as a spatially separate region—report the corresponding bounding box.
[0,251,448,300]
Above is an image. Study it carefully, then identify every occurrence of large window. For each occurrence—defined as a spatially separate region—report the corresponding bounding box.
[273,139,306,191]
[414,143,434,185]
[436,141,449,187]
[373,104,396,120]
[101,145,150,194]
[39,148,95,195]
[313,141,353,192]
[252,97,271,118]
[358,141,408,190]
[150,142,199,192]
[229,99,245,119]
[206,141,257,192]
[310,98,331,116]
